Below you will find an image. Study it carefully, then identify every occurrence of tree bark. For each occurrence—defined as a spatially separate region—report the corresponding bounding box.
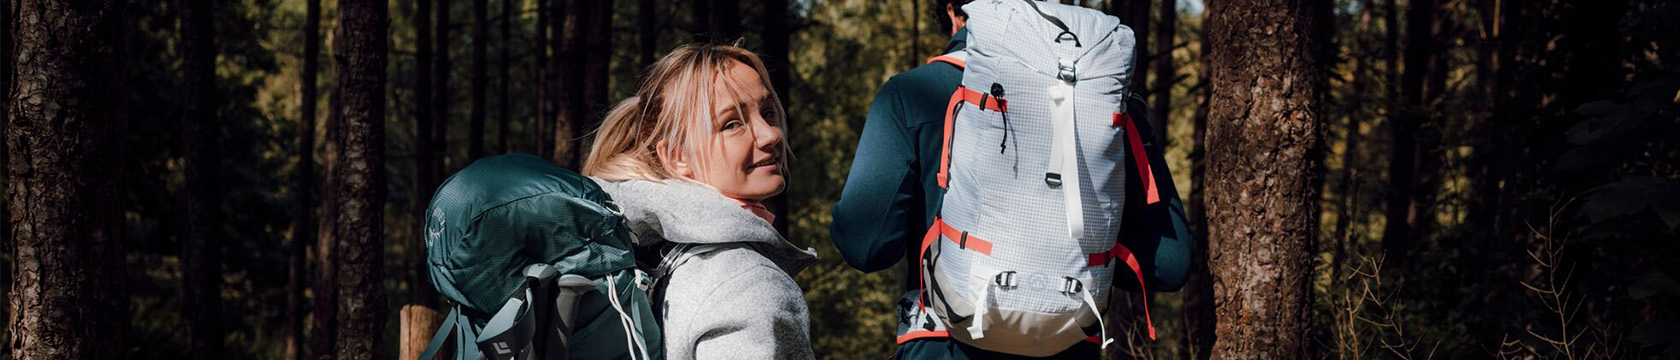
[332,0,389,358]
[179,0,224,357]
[1178,9,1215,360]
[1383,0,1436,264]
[639,0,658,69]
[498,0,511,153]
[6,1,128,359]
[433,0,452,176]
[762,0,791,234]
[287,0,321,358]
[578,0,614,165]
[551,0,577,167]
[1204,0,1329,357]
[469,0,487,161]
[402,0,442,357]
[1150,0,1174,142]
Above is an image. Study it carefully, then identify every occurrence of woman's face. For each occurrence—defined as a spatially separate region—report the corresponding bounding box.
[679,60,785,201]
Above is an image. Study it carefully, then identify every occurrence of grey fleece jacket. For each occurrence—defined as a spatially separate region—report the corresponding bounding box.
[593,178,819,360]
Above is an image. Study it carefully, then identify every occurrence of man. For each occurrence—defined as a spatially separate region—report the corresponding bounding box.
[830,1,1193,358]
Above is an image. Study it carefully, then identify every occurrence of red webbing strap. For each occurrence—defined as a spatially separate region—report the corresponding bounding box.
[926,55,967,68]
[936,220,994,255]
[1115,112,1161,204]
[1088,242,1157,340]
[937,87,1008,188]
[896,330,951,344]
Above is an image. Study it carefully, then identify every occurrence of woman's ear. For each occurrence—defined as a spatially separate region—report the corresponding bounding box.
[656,140,695,178]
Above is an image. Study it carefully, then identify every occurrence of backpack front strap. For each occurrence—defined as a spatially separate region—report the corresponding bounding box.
[1114,111,1161,205]
[937,86,1008,189]
[1087,242,1157,340]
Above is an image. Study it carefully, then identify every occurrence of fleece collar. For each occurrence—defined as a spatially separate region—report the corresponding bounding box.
[592,178,818,276]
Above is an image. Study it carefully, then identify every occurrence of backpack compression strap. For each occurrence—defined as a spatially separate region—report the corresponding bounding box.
[936,86,1007,188]
[1114,112,1161,204]
[1088,242,1157,340]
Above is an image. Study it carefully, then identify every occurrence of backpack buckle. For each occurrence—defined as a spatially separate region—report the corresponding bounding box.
[1057,58,1076,83]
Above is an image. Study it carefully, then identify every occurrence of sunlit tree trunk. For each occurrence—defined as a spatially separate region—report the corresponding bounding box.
[180,0,223,357]
[1204,0,1329,357]
[6,1,128,358]
[332,0,389,357]
[1179,9,1215,359]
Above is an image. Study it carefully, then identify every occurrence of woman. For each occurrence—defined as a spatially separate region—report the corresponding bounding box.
[583,43,817,360]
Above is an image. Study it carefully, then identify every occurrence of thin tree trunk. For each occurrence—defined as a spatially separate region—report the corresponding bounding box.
[332,0,389,357]
[6,1,128,358]
[1331,0,1375,290]
[498,0,511,153]
[1110,0,1150,106]
[1204,0,1329,357]
[536,0,550,159]
[180,0,223,357]
[763,0,791,234]
[551,0,576,167]
[311,73,344,360]
[910,0,919,69]
[1383,0,1436,264]
[470,0,487,161]
[434,0,452,177]
[401,0,441,356]
[578,0,613,165]
[1151,0,1175,142]
[1178,9,1215,359]
[639,0,657,69]
[287,0,321,358]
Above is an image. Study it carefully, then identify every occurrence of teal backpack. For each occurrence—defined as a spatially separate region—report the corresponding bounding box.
[421,153,662,360]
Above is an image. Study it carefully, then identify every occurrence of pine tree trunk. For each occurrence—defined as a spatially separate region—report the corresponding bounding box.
[498,0,511,153]
[1178,9,1215,359]
[332,0,389,357]
[434,0,452,176]
[402,0,442,357]
[578,0,614,164]
[1151,0,1175,142]
[639,0,658,69]
[1203,0,1328,357]
[311,74,344,360]
[536,0,550,159]
[287,0,321,358]
[1331,0,1375,290]
[551,0,577,167]
[179,0,224,357]
[470,0,488,161]
[6,1,128,358]
[762,0,791,234]
[1383,0,1435,264]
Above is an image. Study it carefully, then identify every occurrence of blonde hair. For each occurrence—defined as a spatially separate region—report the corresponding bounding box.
[583,42,788,182]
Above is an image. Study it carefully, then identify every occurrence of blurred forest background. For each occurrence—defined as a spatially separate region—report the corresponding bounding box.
[2,0,1678,358]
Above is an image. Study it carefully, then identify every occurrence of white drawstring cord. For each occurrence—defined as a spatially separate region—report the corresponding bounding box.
[604,274,652,360]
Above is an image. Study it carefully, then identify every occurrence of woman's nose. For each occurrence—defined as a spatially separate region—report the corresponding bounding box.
[752,115,783,150]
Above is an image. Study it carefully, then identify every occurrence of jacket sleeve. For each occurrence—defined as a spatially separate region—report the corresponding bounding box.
[830,79,920,273]
[690,264,815,360]
[1115,98,1194,292]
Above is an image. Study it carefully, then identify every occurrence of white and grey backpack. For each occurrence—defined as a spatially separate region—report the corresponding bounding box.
[914,0,1163,356]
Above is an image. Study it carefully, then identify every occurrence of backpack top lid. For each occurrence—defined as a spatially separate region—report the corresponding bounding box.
[425,153,637,321]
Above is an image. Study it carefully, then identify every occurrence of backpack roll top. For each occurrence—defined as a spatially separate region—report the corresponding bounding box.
[424,153,661,360]
[919,0,1154,356]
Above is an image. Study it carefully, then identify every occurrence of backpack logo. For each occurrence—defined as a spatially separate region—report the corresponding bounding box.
[426,208,445,248]
[493,341,512,354]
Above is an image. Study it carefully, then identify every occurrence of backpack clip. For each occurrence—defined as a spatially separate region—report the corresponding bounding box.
[1056,58,1076,83]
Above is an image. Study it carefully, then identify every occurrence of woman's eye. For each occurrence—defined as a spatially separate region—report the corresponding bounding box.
[722,119,744,131]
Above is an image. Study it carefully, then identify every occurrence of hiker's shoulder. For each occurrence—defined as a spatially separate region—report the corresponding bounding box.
[880,62,962,96]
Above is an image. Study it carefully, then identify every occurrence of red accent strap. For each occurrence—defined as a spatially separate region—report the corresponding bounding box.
[934,220,994,255]
[896,330,951,344]
[937,87,1009,188]
[915,218,995,315]
[1116,112,1161,204]
[1088,242,1157,340]
[926,55,967,68]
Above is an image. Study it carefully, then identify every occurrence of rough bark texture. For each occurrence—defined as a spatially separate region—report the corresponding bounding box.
[469,0,487,161]
[1203,0,1329,357]
[402,0,442,357]
[1179,9,1215,359]
[179,0,224,357]
[286,0,320,358]
[1382,0,1435,264]
[332,0,388,358]
[6,0,129,358]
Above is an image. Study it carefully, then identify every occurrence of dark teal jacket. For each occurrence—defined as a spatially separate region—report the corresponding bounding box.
[828,28,1192,358]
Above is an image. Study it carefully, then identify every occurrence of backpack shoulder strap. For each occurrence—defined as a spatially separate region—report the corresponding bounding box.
[925,51,969,69]
[420,307,483,360]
